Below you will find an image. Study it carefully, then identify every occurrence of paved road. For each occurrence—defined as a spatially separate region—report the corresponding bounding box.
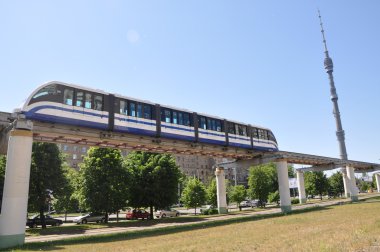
[25,193,380,243]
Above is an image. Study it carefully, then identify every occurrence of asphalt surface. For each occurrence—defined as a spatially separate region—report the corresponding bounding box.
[25,193,380,243]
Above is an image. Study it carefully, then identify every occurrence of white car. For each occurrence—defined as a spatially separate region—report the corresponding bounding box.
[73,213,105,224]
[155,209,180,218]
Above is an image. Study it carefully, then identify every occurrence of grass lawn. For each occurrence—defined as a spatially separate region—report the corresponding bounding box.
[11,197,380,251]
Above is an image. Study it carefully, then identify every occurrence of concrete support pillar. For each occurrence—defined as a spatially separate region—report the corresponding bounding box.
[376,174,380,193]
[341,168,351,198]
[342,169,350,198]
[276,160,291,213]
[346,166,358,202]
[215,167,228,214]
[296,170,306,204]
[0,129,33,249]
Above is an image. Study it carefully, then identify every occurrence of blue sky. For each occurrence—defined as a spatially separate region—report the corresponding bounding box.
[1,1,379,166]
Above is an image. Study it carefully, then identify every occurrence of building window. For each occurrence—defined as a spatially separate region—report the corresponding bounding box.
[73,146,78,152]
[73,154,77,160]
[63,145,68,151]
[82,147,87,153]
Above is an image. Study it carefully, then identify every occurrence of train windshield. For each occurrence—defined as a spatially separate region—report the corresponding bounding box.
[29,84,62,105]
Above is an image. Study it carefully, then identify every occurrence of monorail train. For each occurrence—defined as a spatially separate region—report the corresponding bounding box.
[19,81,278,151]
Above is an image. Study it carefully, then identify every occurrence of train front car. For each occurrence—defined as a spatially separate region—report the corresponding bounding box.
[20,81,110,130]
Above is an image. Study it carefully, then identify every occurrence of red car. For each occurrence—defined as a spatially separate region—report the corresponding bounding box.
[126,209,151,220]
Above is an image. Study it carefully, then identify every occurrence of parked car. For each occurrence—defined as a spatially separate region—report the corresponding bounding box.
[240,200,258,208]
[26,214,63,228]
[126,209,151,220]
[155,208,180,218]
[73,212,105,224]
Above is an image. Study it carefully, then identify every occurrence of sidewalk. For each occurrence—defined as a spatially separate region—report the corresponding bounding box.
[25,193,380,243]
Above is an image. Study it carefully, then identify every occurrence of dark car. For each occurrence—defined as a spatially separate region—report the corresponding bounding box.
[126,209,151,220]
[26,214,63,228]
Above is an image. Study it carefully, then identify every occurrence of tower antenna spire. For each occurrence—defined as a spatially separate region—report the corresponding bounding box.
[318,10,348,161]
[318,9,329,57]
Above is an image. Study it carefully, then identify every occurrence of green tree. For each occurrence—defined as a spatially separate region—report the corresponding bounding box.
[79,147,130,222]
[0,155,6,210]
[28,143,66,228]
[328,172,344,198]
[255,163,294,195]
[52,165,79,222]
[229,185,247,210]
[304,171,329,200]
[248,164,272,203]
[206,178,217,208]
[125,152,181,219]
[358,179,371,193]
[181,177,206,215]
[268,191,280,205]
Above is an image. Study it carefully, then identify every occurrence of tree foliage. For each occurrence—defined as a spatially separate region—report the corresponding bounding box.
[304,171,329,199]
[52,164,79,221]
[28,143,66,228]
[125,151,181,218]
[268,191,280,205]
[79,147,130,222]
[248,164,272,203]
[181,177,206,215]
[229,185,247,210]
[206,178,217,208]
[327,172,344,197]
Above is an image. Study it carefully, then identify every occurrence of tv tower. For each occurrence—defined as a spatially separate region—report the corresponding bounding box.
[318,10,348,161]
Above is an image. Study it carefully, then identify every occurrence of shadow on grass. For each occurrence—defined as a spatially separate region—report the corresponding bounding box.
[9,206,333,251]
[25,216,206,236]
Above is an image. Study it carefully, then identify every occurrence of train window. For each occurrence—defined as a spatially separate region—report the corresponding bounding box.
[178,112,183,125]
[216,120,222,132]
[183,113,190,126]
[164,110,171,123]
[258,129,268,140]
[137,104,143,118]
[207,118,212,130]
[85,93,92,109]
[130,102,136,117]
[269,131,277,143]
[173,111,178,124]
[64,89,74,106]
[32,85,58,99]
[238,125,247,136]
[199,117,206,130]
[143,104,151,119]
[76,91,84,107]
[120,100,128,115]
[228,123,235,134]
[252,128,258,138]
[94,95,103,111]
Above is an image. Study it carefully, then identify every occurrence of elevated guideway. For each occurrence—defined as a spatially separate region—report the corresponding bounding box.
[1,112,380,249]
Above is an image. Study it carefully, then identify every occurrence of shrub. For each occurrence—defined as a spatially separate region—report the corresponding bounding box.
[202,208,219,215]
[291,198,300,204]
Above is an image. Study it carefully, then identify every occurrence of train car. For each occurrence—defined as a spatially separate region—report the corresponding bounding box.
[18,81,278,152]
